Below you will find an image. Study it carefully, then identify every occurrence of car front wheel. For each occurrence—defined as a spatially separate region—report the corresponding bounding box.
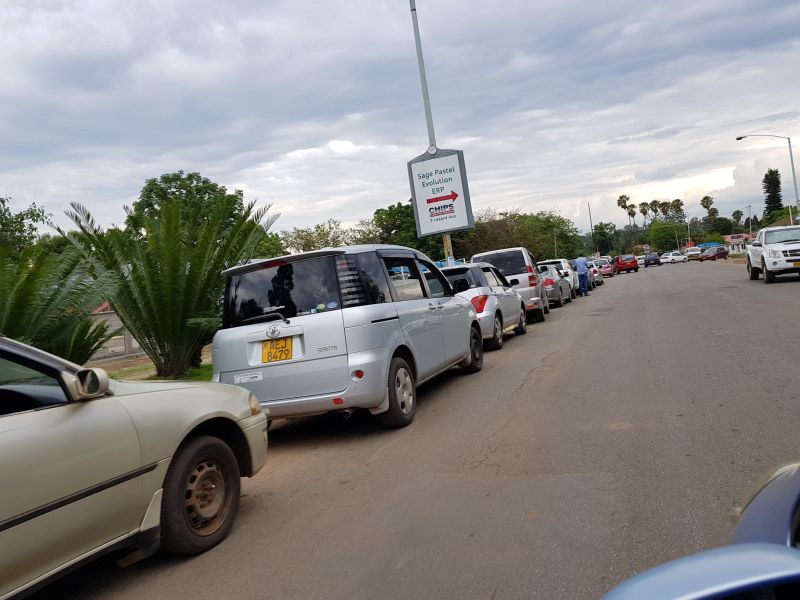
[747,260,760,280]
[763,262,776,284]
[161,436,241,555]
[379,357,416,427]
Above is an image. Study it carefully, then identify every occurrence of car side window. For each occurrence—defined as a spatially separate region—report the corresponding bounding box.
[0,355,69,417]
[417,260,450,299]
[383,257,426,301]
[482,268,501,287]
[491,268,510,287]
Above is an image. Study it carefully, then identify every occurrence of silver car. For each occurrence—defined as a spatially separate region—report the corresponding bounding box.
[0,337,268,599]
[538,264,572,307]
[212,245,484,429]
[469,247,549,323]
[441,263,526,350]
[538,258,579,299]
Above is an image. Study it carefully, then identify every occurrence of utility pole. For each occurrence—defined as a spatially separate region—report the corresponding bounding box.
[409,0,454,263]
[554,230,557,257]
[748,204,752,236]
[587,201,597,253]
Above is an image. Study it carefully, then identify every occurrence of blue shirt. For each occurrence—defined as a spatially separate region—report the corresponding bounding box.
[575,256,589,275]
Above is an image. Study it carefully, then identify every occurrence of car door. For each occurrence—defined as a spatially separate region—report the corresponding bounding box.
[382,255,445,380]
[751,232,764,264]
[0,352,143,597]
[418,259,466,366]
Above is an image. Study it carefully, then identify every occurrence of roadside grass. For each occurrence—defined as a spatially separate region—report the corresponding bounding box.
[145,364,213,382]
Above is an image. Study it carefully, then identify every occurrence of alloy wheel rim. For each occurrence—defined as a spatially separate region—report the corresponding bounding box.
[395,367,414,415]
[183,460,228,536]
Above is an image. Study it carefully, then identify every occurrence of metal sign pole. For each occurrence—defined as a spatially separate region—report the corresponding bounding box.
[409,0,453,263]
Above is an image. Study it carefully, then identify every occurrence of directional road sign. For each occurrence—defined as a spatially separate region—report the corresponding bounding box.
[407,147,475,238]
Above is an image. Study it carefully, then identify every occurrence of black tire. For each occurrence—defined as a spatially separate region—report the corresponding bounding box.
[634,268,639,272]
[543,300,550,314]
[486,314,504,350]
[379,357,416,427]
[747,260,760,280]
[513,308,527,335]
[532,307,546,323]
[570,287,576,299]
[763,263,776,284]
[161,436,241,556]
[565,288,572,303]
[461,326,484,373]
[554,292,564,308]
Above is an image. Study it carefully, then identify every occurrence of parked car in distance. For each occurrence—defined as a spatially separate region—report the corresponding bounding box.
[684,247,702,261]
[635,255,645,268]
[586,260,604,286]
[596,258,615,277]
[614,254,639,273]
[644,253,661,267]
[660,251,688,264]
[698,246,729,262]
[604,461,800,599]
[538,264,572,308]
[441,263,526,350]
[538,258,579,299]
[470,247,548,323]
[213,245,484,429]
[0,336,269,600]
[746,225,800,283]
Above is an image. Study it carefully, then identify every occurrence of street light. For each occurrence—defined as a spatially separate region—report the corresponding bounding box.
[736,134,800,216]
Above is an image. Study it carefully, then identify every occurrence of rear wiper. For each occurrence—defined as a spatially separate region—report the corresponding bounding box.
[239,306,290,325]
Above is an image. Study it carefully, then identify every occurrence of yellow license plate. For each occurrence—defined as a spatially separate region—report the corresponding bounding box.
[794,261,800,267]
[262,338,292,363]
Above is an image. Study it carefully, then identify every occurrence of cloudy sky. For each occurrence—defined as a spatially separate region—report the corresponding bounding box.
[2,0,799,236]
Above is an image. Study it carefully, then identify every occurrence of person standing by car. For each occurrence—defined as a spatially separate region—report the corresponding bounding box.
[575,255,590,297]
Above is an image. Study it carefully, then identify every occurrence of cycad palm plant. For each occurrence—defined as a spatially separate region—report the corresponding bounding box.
[0,248,119,364]
[64,197,274,377]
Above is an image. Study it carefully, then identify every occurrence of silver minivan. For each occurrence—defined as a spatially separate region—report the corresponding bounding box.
[469,247,549,323]
[212,245,484,428]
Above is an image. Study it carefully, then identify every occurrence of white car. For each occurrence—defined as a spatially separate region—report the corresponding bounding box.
[660,251,688,264]
[636,255,645,268]
[0,337,268,599]
[746,225,800,283]
[538,258,579,299]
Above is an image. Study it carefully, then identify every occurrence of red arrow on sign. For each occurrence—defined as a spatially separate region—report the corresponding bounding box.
[426,190,459,204]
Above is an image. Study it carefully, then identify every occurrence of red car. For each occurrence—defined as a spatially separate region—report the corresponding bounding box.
[613,254,639,273]
[698,247,729,262]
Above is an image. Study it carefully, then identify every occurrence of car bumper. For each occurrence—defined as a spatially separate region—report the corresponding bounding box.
[251,347,391,419]
[524,296,543,313]
[764,258,800,274]
[732,463,800,546]
[239,413,269,476]
[476,311,496,339]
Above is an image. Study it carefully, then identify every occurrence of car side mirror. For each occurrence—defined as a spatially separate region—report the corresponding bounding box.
[752,241,762,247]
[509,278,519,285]
[75,368,110,400]
[453,278,470,293]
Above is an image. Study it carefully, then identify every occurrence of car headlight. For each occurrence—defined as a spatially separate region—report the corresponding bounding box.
[769,249,782,259]
[249,393,263,416]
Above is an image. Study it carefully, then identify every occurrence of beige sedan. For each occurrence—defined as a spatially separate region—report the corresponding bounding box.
[0,337,268,599]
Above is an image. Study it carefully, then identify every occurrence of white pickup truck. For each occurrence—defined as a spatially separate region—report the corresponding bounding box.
[746,225,800,283]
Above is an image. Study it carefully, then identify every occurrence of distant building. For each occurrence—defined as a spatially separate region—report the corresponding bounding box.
[724,233,755,252]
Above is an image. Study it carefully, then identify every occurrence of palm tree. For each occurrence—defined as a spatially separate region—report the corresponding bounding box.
[659,201,671,219]
[700,195,714,212]
[618,194,631,226]
[64,197,276,377]
[649,200,661,221]
[0,248,119,363]
[732,210,743,226]
[671,198,685,218]
[627,205,638,227]
[638,203,650,226]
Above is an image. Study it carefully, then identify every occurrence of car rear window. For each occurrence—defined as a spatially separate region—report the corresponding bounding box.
[443,267,481,288]
[621,254,635,261]
[223,256,341,327]
[472,250,526,276]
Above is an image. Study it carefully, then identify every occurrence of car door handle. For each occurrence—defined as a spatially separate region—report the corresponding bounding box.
[428,303,437,311]
[436,303,444,310]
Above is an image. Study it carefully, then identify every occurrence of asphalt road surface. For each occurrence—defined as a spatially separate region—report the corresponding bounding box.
[34,260,800,600]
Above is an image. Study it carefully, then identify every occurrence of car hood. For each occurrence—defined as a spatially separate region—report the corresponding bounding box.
[110,379,229,397]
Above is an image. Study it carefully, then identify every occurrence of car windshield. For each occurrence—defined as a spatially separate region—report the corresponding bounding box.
[764,228,800,244]
[474,250,526,276]
[223,256,340,327]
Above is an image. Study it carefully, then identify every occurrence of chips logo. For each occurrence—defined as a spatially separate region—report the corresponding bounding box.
[429,202,455,217]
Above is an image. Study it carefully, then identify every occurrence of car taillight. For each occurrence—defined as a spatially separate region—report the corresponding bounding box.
[526,265,537,286]
[543,277,555,287]
[470,295,489,313]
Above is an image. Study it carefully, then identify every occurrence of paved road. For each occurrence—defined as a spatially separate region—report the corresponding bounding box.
[35,261,800,600]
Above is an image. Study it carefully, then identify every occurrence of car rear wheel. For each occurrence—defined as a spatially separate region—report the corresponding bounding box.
[486,314,504,350]
[513,309,527,335]
[554,292,564,307]
[531,307,546,322]
[379,357,416,427]
[570,287,576,299]
[161,436,241,555]
[747,260,760,280]
[461,326,484,374]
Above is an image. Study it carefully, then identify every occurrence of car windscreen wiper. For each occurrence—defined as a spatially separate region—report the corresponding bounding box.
[239,306,290,325]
